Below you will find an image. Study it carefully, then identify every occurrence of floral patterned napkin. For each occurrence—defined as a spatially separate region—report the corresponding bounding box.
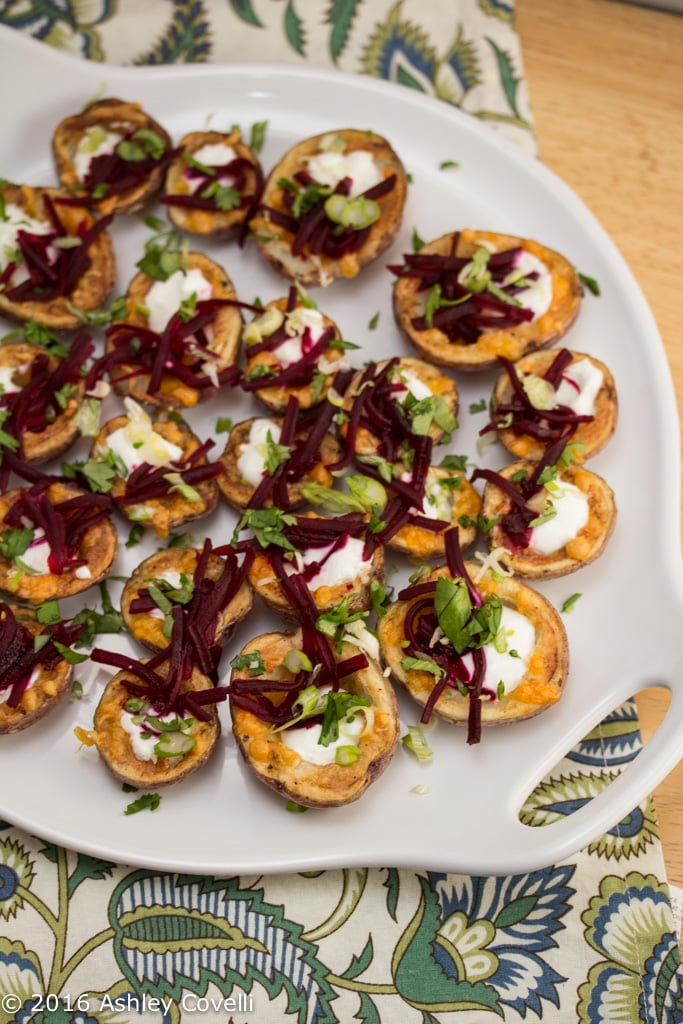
[0,2,681,1021]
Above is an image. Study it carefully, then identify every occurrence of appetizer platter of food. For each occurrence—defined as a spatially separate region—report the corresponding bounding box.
[1,27,682,876]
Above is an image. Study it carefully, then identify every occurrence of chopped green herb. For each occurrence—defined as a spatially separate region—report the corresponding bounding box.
[468,399,487,414]
[215,416,233,434]
[439,160,460,170]
[411,227,425,251]
[561,593,582,613]
[36,600,62,626]
[0,526,34,563]
[579,272,601,296]
[400,655,445,678]
[286,800,308,814]
[402,724,434,761]
[125,524,145,548]
[249,120,268,154]
[368,312,380,330]
[69,680,84,702]
[230,650,266,677]
[72,582,124,647]
[124,793,161,815]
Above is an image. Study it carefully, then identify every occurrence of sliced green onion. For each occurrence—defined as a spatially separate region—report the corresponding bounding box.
[335,745,360,766]
[402,725,434,762]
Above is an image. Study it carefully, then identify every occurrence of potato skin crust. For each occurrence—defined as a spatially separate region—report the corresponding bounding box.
[121,546,253,651]
[91,665,220,789]
[385,467,482,560]
[230,630,400,808]
[378,562,569,727]
[491,349,618,461]
[480,460,617,578]
[52,97,172,216]
[251,128,408,287]
[0,183,115,329]
[0,482,118,606]
[393,229,583,371]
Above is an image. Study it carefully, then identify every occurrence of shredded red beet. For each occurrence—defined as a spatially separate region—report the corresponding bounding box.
[389,235,537,345]
[87,299,247,399]
[0,603,86,708]
[115,438,222,506]
[2,331,95,449]
[481,351,595,444]
[394,529,491,743]
[261,171,396,261]
[80,129,180,201]
[2,196,113,303]
[3,480,113,575]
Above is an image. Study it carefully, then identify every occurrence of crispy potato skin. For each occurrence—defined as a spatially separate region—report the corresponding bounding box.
[217,416,342,510]
[92,415,219,537]
[481,460,617,578]
[247,514,384,616]
[164,129,262,238]
[0,343,83,463]
[251,129,408,286]
[244,297,345,413]
[0,605,73,734]
[0,184,115,329]
[110,252,243,408]
[52,98,172,216]
[386,467,482,559]
[121,546,253,651]
[340,357,459,460]
[90,665,220,789]
[393,229,583,371]
[0,482,118,605]
[491,349,618,461]
[378,563,569,727]
[230,630,400,808]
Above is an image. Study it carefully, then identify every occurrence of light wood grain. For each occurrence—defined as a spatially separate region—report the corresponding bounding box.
[516,0,683,920]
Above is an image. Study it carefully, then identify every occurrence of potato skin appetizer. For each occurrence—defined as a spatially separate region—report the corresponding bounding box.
[378,560,569,736]
[385,465,482,560]
[0,604,77,734]
[340,357,459,464]
[0,481,118,606]
[52,98,173,216]
[251,128,408,287]
[0,183,115,328]
[163,128,263,238]
[230,630,400,808]
[0,341,87,464]
[106,251,243,409]
[88,664,221,789]
[393,229,583,371]
[477,459,617,578]
[489,348,618,462]
[242,295,346,413]
[218,415,342,511]
[91,406,220,537]
[247,513,383,616]
[121,545,253,651]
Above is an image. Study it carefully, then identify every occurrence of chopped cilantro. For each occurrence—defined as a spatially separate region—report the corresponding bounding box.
[561,593,582,613]
[124,793,161,815]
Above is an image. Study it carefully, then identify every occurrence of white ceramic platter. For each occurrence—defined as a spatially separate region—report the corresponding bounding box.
[1,26,682,876]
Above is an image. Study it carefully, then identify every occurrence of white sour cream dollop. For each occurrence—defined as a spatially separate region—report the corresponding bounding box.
[531,479,589,555]
[306,150,382,198]
[104,400,184,475]
[237,419,284,487]
[145,268,213,333]
[554,359,604,417]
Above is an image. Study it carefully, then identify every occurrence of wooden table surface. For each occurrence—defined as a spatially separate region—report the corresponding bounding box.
[517,0,683,916]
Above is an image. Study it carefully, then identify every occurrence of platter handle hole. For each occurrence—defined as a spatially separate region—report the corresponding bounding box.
[517,687,673,830]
